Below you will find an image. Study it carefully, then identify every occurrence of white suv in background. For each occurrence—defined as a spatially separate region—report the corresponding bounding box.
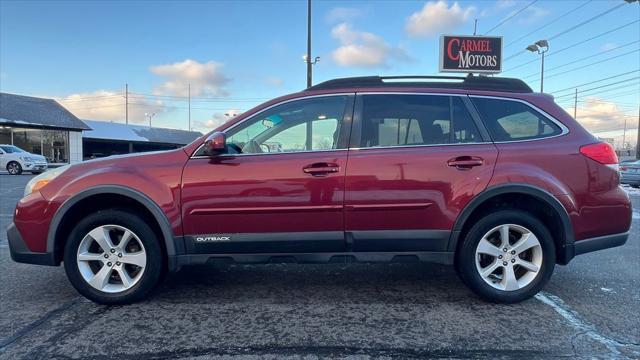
[0,145,48,175]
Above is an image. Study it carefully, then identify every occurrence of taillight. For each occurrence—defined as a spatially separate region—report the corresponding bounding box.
[580,142,618,165]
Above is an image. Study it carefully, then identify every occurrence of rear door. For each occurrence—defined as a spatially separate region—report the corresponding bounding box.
[344,93,498,252]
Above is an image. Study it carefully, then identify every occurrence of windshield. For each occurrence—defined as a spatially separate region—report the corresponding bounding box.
[0,145,26,154]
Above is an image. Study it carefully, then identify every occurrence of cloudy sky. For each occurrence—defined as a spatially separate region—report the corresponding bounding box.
[0,0,638,145]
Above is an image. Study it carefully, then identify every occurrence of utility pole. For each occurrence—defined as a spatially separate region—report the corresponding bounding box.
[188,83,191,131]
[125,83,129,124]
[636,105,640,159]
[573,88,578,119]
[622,116,628,154]
[306,0,312,88]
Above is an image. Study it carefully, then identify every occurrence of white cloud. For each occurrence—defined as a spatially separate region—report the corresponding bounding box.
[405,1,475,38]
[150,59,230,97]
[601,42,618,51]
[265,76,284,87]
[479,0,516,19]
[564,98,636,133]
[57,90,165,124]
[496,0,517,10]
[516,5,550,25]
[331,23,410,68]
[326,7,363,22]
[194,108,242,131]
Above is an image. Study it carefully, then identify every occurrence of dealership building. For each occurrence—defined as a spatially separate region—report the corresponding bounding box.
[0,92,202,165]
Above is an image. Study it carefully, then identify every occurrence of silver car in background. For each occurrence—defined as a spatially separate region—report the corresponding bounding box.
[620,160,640,188]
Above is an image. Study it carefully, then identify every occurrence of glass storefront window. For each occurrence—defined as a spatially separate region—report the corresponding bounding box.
[0,127,11,144]
[2,127,70,164]
[12,128,42,154]
[42,129,69,163]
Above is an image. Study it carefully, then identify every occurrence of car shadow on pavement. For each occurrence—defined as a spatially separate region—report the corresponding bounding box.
[153,262,474,305]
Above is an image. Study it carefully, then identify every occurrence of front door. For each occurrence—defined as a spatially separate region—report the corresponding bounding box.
[181,94,354,254]
[344,93,498,252]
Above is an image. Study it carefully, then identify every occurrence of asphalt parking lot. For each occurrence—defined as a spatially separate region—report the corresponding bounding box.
[0,173,638,359]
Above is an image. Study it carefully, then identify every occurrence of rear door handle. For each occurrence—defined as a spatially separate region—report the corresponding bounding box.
[303,162,340,176]
[447,156,484,170]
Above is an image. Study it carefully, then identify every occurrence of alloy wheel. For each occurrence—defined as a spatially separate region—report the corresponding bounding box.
[474,224,543,291]
[7,162,20,175]
[76,224,147,293]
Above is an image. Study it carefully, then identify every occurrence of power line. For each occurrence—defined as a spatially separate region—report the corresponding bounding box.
[503,1,629,62]
[58,95,123,102]
[549,70,640,95]
[541,49,639,81]
[483,0,539,35]
[504,0,593,49]
[572,83,640,98]
[503,19,640,73]
[128,91,268,101]
[522,41,640,80]
[555,77,640,99]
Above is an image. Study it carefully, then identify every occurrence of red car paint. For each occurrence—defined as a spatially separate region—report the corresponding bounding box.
[10,84,631,266]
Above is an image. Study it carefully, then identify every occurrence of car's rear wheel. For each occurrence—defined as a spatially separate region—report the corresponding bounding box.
[456,209,555,303]
[7,161,22,175]
[63,209,163,304]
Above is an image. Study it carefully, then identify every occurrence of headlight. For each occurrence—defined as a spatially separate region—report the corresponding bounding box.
[20,156,35,162]
[24,165,71,197]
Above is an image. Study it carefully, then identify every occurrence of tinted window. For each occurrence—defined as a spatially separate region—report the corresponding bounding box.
[224,96,348,154]
[359,95,482,148]
[471,98,562,141]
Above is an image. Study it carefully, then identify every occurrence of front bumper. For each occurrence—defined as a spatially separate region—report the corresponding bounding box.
[22,162,48,171]
[6,222,56,265]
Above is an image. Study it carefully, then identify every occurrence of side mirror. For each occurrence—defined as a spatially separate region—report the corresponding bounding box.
[203,131,227,156]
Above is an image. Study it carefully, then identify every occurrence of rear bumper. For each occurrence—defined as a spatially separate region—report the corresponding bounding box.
[573,232,629,256]
[7,222,56,266]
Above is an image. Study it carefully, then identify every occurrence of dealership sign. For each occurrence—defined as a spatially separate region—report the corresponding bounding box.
[440,35,502,73]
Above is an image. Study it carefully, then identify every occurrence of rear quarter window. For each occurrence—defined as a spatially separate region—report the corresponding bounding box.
[471,97,563,142]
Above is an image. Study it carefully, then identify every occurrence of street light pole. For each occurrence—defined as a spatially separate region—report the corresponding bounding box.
[540,50,545,93]
[526,40,549,93]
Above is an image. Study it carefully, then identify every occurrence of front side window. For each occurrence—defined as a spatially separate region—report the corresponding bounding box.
[471,97,563,141]
[359,94,482,148]
[224,96,348,154]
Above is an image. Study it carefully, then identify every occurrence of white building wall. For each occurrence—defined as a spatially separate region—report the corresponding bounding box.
[69,131,83,163]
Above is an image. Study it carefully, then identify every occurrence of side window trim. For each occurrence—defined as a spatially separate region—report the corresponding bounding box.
[349,92,490,151]
[191,93,355,158]
[468,95,569,143]
[462,96,493,142]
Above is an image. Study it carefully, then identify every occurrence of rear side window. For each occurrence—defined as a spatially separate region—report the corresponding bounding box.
[471,97,562,141]
[359,95,482,148]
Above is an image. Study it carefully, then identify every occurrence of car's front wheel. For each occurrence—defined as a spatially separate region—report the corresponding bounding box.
[63,209,163,304]
[456,209,555,303]
[6,161,22,175]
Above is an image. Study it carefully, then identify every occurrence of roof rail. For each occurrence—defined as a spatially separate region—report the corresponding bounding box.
[305,74,533,93]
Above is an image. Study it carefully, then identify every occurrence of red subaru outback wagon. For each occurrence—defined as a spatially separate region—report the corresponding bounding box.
[8,75,631,304]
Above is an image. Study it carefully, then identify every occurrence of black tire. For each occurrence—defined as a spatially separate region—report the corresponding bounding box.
[455,209,555,303]
[63,209,164,304]
[6,161,22,175]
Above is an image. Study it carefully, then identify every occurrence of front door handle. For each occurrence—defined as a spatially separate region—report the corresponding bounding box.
[447,156,484,170]
[303,162,340,176]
